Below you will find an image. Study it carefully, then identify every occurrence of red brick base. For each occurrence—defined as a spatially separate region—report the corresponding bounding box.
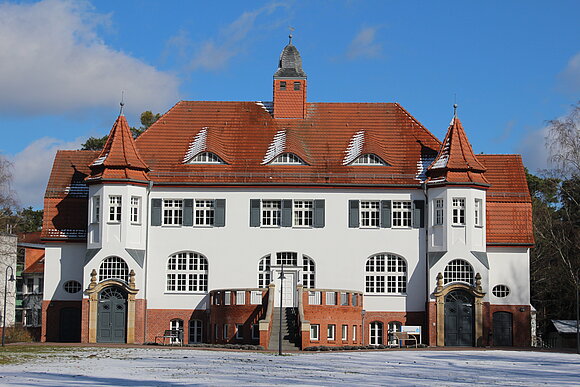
[41,300,82,342]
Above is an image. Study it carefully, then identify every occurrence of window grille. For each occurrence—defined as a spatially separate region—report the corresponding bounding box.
[326,291,337,305]
[360,201,380,227]
[308,291,321,305]
[163,200,183,225]
[63,280,81,293]
[258,255,271,288]
[170,319,183,344]
[99,256,129,283]
[365,253,407,294]
[271,153,305,165]
[195,200,215,226]
[224,291,231,305]
[293,200,313,227]
[492,284,510,298]
[452,198,466,225]
[369,321,383,346]
[392,201,412,228]
[351,154,386,165]
[276,252,298,266]
[166,252,208,292]
[189,152,225,164]
[109,196,122,222]
[474,199,483,226]
[130,196,140,224]
[435,199,444,225]
[340,292,348,306]
[302,255,315,288]
[261,200,281,226]
[236,291,246,305]
[189,320,203,343]
[443,259,474,285]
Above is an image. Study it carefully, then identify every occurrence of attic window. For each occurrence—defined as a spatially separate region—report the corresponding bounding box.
[280,81,287,90]
[188,152,225,164]
[294,82,301,91]
[270,153,306,165]
[350,154,387,166]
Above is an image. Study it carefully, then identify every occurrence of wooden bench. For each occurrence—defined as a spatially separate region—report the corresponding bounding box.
[155,329,182,346]
[392,331,417,348]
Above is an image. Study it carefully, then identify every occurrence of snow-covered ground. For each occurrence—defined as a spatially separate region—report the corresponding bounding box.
[1,347,579,386]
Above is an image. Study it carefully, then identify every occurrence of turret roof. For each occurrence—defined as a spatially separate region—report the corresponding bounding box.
[274,39,307,78]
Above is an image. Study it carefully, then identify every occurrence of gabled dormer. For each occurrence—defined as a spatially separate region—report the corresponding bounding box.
[273,35,307,119]
[183,127,228,165]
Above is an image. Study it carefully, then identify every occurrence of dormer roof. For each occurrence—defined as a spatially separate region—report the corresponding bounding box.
[87,114,149,183]
[427,116,489,186]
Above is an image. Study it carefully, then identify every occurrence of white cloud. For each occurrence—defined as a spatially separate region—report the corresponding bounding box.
[186,3,287,71]
[9,137,82,208]
[559,52,580,93]
[0,0,180,116]
[517,126,550,173]
[346,26,383,60]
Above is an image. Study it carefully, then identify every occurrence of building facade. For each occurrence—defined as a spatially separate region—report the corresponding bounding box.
[41,38,533,348]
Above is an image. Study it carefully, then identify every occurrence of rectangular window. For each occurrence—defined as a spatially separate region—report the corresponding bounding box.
[392,201,412,227]
[109,196,122,222]
[195,200,215,226]
[236,291,246,305]
[365,275,385,293]
[252,324,259,340]
[360,200,380,227]
[214,324,219,341]
[326,291,337,305]
[276,251,298,266]
[92,196,100,223]
[223,324,228,340]
[340,292,348,306]
[327,324,335,340]
[474,199,482,226]
[353,325,357,342]
[250,291,263,304]
[280,81,286,90]
[26,278,34,294]
[293,200,313,227]
[294,81,301,91]
[310,324,320,341]
[435,199,444,225]
[130,196,141,224]
[236,324,244,339]
[352,294,358,306]
[163,199,183,225]
[342,325,348,341]
[224,291,231,306]
[452,198,466,225]
[261,200,281,226]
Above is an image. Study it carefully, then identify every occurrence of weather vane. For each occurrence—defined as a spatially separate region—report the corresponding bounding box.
[120,90,125,115]
[288,26,295,44]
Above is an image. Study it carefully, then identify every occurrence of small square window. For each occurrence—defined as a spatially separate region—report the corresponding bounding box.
[280,81,286,90]
[294,81,301,91]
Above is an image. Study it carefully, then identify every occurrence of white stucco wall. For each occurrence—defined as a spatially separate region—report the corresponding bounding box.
[44,243,86,301]
[488,247,530,305]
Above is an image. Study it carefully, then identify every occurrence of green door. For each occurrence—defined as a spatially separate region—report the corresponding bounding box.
[97,287,127,343]
[444,290,474,346]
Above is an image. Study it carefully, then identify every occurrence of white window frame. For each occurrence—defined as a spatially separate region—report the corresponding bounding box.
[195,199,215,226]
[369,321,383,346]
[189,152,225,164]
[474,199,483,227]
[392,201,412,228]
[166,252,208,293]
[327,324,336,341]
[443,259,474,285]
[261,200,281,227]
[302,255,316,288]
[492,284,510,298]
[236,291,246,305]
[434,198,444,226]
[353,325,357,342]
[351,153,386,165]
[92,196,100,223]
[452,198,466,226]
[108,195,122,223]
[163,199,183,226]
[130,196,141,224]
[365,253,407,294]
[360,200,380,228]
[293,200,313,227]
[170,319,183,344]
[310,324,320,341]
[258,255,271,288]
[271,153,305,165]
[326,291,337,305]
[99,256,129,283]
[342,324,348,341]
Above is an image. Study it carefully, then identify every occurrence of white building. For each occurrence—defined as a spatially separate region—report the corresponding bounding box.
[41,38,533,348]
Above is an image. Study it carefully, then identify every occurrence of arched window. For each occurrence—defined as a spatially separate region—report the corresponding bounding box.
[258,255,271,288]
[166,252,208,292]
[444,259,474,285]
[351,153,387,165]
[369,321,383,346]
[170,319,184,345]
[302,255,315,288]
[188,152,225,164]
[365,253,407,294]
[189,319,203,343]
[99,257,129,283]
[270,153,306,165]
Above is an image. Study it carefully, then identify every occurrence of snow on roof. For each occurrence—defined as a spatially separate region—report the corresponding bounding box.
[416,154,436,181]
[343,130,365,165]
[256,101,273,115]
[552,320,580,334]
[262,130,286,165]
[183,127,208,163]
[91,153,108,166]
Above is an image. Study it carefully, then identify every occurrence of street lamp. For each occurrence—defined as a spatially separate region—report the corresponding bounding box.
[278,263,285,356]
[2,265,15,347]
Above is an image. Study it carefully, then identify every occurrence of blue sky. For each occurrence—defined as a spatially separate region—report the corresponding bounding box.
[1,0,579,208]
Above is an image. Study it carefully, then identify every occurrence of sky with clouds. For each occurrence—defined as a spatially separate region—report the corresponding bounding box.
[0,0,579,208]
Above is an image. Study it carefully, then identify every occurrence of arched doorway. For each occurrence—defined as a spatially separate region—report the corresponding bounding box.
[493,312,513,346]
[97,286,127,343]
[444,290,474,346]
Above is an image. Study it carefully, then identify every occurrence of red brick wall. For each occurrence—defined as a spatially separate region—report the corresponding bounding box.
[427,301,437,346]
[134,299,146,344]
[41,300,82,342]
[210,305,265,345]
[81,298,89,343]
[145,309,208,344]
[273,79,306,119]
[489,304,531,347]
[362,311,426,346]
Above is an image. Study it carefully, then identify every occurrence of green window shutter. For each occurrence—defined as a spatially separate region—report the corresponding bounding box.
[214,199,226,227]
[151,199,162,226]
[381,200,392,228]
[183,199,194,226]
[413,200,425,228]
[250,199,261,227]
[281,199,292,227]
[348,200,359,228]
[313,200,325,228]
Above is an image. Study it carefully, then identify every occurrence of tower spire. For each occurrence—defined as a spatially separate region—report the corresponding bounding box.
[119,91,125,116]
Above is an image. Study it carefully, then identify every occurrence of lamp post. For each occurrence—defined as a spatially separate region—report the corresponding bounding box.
[278,263,285,356]
[2,265,15,347]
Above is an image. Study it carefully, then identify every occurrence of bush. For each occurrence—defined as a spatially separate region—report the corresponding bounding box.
[2,326,34,344]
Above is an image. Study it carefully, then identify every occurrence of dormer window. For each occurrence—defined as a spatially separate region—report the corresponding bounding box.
[350,154,387,166]
[188,152,225,164]
[270,153,306,165]
[280,81,286,90]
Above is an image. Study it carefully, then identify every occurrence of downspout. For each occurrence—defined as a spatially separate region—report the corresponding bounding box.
[143,180,153,343]
[422,181,429,346]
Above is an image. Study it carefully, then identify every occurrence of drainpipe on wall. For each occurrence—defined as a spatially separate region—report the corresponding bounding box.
[422,182,430,346]
[143,180,153,343]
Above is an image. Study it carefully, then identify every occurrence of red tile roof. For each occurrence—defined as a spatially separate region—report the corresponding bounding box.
[22,255,44,274]
[87,114,149,183]
[428,117,489,186]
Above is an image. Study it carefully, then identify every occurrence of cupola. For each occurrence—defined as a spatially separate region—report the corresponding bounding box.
[273,34,307,119]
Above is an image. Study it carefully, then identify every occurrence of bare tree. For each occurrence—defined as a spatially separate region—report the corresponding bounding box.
[0,154,17,328]
[547,101,580,177]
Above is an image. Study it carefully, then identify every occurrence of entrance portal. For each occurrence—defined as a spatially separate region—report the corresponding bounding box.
[97,286,127,343]
[444,290,474,346]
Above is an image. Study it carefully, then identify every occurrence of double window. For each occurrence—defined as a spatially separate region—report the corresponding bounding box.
[349,200,423,229]
[250,199,324,228]
[163,199,183,225]
[166,252,208,293]
[365,253,407,294]
[152,199,225,227]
